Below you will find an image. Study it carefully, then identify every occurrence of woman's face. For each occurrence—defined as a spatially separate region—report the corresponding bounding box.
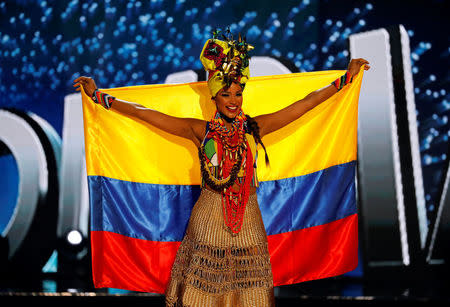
[213,82,243,120]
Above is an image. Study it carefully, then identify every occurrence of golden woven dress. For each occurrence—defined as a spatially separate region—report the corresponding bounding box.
[165,129,275,307]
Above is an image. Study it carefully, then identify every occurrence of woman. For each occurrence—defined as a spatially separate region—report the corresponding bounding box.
[74,32,369,307]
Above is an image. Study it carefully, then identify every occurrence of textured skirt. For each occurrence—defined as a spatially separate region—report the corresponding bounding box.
[165,188,275,307]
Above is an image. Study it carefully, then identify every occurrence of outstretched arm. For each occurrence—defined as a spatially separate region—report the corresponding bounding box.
[254,58,370,138]
[111,99,206,147]
[73,76,206,147]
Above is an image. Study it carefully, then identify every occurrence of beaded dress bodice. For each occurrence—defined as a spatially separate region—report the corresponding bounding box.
[200,120,259,189]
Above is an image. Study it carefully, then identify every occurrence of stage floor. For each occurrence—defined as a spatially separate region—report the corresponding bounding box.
[1,272,449,306]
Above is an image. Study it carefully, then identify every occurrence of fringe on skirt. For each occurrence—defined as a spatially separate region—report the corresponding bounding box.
[165,188,275,307]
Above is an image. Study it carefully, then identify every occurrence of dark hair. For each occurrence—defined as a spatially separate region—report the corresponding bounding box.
[246,114,269,166]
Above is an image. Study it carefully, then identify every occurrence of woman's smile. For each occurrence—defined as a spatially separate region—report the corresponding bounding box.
[226,105,239,112]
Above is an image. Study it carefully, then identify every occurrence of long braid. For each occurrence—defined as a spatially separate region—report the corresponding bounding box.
[246,114,270,166]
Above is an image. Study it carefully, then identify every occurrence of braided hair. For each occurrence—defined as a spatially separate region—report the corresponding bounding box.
[246,114,270,166]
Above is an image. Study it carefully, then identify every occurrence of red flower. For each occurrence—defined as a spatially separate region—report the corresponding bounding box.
[203,41,226,68]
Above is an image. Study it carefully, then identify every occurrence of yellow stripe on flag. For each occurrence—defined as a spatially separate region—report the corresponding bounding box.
[81,68,363,185]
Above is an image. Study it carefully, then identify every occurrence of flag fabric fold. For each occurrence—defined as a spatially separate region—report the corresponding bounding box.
[81,68,364,293]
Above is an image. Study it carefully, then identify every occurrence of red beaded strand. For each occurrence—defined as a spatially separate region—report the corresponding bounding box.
[221,140,254,234]
[203,110,254,234]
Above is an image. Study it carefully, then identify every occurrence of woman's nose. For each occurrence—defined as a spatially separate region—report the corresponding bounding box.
[231,95,239,105]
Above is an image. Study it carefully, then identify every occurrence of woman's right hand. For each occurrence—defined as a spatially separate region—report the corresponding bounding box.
[73,76,98,97]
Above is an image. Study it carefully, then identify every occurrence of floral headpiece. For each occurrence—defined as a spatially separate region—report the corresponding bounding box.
[199,28,254,97]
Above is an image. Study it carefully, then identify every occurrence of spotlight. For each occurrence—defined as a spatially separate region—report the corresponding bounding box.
[67,230,83,246]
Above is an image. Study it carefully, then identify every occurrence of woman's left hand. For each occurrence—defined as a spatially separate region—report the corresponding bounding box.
[347,58,370,77]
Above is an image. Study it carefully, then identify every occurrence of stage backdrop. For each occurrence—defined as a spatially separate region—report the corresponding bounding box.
[81,67,364,293]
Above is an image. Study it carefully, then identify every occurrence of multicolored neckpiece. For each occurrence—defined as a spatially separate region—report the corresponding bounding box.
[199,110,254,234]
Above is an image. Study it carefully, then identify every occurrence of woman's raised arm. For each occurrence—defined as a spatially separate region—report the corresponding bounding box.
[73,76,206,147]
[254,58,370,138]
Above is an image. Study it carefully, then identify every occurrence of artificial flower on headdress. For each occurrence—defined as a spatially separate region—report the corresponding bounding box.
[199,28,254,97]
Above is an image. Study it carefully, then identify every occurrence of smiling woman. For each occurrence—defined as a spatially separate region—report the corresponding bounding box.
[73,28,368,307]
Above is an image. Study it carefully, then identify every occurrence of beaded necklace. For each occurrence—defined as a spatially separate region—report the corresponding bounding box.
[198,110,254,234]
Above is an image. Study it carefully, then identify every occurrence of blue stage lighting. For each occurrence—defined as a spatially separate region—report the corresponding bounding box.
[203,7,212,18]
[336,50,349,59]
[348,19,366,34]
[341,27,351,39]
[305,43,317,57]
[424,155,432,164]
[243,11,257,23]
[263,29,273,41]
[329,20,343,34]
[323,19,333,29]
[288,7,300,20]
[271,49,281,57]
[304,15,315,27]
[106,6,117,19]
[88,3,98,15]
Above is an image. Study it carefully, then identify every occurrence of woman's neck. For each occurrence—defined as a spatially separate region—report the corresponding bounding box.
[219,112,234,130]
[219,112,234,123]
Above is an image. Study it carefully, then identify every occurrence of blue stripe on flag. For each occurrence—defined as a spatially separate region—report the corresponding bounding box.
[259,160,357,236]
[89,160,356,241]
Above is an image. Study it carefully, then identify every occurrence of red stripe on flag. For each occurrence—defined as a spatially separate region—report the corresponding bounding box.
[90,231,180,293]
[91,213,358,293]
[268,213,358,286]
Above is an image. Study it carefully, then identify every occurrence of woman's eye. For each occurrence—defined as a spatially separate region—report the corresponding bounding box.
[221,94,230,97]
[236,93,242,97]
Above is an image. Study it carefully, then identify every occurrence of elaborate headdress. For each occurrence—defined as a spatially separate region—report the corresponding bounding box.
[199,28,254,97]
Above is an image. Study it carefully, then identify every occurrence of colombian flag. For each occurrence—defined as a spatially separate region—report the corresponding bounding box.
[81,68,364,293]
